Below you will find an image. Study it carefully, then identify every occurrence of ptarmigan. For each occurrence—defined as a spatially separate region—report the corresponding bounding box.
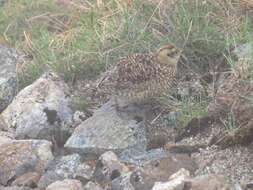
[97,44,181,108]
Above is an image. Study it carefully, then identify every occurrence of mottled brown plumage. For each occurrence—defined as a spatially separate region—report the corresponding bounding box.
[98,44,181,106]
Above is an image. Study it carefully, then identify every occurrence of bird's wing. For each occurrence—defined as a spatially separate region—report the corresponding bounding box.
[115,54,161,87]
[98,53,170,92]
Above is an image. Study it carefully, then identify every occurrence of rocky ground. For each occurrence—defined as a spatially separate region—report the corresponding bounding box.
[0,44,253,190]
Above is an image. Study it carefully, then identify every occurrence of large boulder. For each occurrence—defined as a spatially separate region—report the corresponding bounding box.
[64,100,147,159]
[1,72,73,145]
[0,139,53,186]
[0,45,21,112]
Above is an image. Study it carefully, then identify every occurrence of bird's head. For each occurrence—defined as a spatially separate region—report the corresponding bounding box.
[156,44,181,67]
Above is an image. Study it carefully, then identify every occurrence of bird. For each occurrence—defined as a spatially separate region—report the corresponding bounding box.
[97,44,181,110]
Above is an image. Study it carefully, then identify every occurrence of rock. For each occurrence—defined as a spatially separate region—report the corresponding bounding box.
[111,172,135,190]
[164,143,206,155]
[74,162,95,184]
[84,181,103,190]
[152,168,190,190]
[119,148,168,165]
[65,100,147,159]
[0,186,32,190]
[46,179,83,190]
[233,43,252,59]
[94,151,129,186]
[11,172,41,188]
[0,131,14,145]
[141,153,196,181]
[0,45,21,112]
[38,154,83,188]
[1,72,73,145]
[0,139,53,186]
[185,174,232,190]
[113,151,197,190]
[169,168,190,180]
[132,154,196,189]
[72,111,88,127]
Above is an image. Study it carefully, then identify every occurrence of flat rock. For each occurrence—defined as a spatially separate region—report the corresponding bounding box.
[1,72,73,145]
[46,179,83,190]
[38,154,82,189]
[0,45,21,112]
[65,100,147,159]
[0,139,53,186]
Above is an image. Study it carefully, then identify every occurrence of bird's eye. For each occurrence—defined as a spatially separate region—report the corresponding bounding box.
[167,53,171,57]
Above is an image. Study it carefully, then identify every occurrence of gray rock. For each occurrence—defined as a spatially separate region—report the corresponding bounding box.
[38,154,82,188]
[0,0,6,6]
[65,100,147,159]
[46,179,83,190]
[74,162,94,183]
[0,131,14,145]
[1,72,73,145]
[112,172,135,190]
[84,181,103,190]
[119,148,168,166]
[0,139,53,186]
[0,45,20,112]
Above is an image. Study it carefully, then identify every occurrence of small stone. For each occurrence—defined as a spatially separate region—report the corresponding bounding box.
[12,172,41,188]
[74,162,94,183]
[152,168,190,190]
[84,181,103,190]
[46,179,83,190]
[0,186,32,190]
[94,151,129,185]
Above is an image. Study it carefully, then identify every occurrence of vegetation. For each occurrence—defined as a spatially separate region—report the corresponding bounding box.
[0,0,253,128]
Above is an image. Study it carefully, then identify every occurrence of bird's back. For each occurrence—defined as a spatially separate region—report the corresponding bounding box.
[98,53,177,104]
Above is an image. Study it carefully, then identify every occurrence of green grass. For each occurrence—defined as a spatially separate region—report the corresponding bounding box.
[176,96,209,127]
[0,0,176,88]
[1,0,252,85]
[221,112,237,131]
